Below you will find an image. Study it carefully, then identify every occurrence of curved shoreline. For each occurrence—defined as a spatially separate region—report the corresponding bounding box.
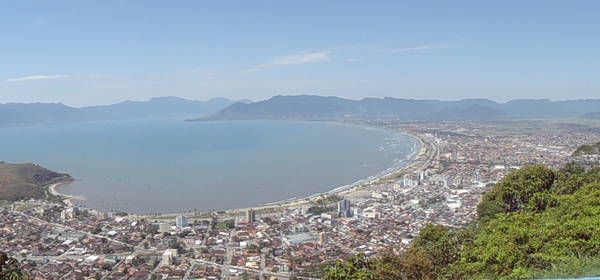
[137,127,428,219]
[260,129,423,205]
[238,130,425,210]
[47,180,86,206]
[47,182,74,206]
[51,123,428,217]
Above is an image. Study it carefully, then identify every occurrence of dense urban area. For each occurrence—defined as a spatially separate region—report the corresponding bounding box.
[2,120,599,280]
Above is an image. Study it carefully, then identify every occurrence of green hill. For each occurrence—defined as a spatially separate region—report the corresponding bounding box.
[0,162,71,201]
[573,142,600,156]
[324,164,600,280]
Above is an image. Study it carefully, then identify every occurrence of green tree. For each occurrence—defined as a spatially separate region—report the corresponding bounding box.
[476,186,505,221]
[409,224,460,277]
[323,163,600,279]
[477,165,555,220]
[370,250,405,280]
[323,254,373,280]
[0,252,29,280]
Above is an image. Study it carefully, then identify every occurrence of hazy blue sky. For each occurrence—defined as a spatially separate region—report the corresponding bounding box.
[1,0,599,106]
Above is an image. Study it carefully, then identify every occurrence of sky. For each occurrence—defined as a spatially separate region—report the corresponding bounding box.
[1,0,599,107]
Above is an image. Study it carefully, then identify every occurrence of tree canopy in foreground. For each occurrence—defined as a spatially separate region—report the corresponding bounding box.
[323,164,600,280]
[0,252,29,280]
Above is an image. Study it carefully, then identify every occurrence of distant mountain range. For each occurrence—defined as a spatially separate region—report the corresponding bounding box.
[3,95,600,127]
[0,97,238,127]
[198,95,600,121]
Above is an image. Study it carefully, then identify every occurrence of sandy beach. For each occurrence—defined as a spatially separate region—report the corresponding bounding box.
[138,129,434,220]
[47,125,432,220]
[47,181,84,207]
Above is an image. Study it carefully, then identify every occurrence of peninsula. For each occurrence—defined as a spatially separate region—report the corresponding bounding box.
[0,162,72,201]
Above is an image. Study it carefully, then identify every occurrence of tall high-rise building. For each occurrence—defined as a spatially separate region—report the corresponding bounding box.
[337,199,352,218]
[245,209,256,223]
[318,232,327,245]
[175,214,188,228]
[474,170,481,182]
[161,249,177,267]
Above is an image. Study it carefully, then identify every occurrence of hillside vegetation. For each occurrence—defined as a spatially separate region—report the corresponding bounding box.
[0,252,28,280]
[323,164,600,279]
[573,142,600,156]
[0,162,71,201]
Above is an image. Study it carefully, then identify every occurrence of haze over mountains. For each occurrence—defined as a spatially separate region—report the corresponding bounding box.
[200,95,600,121]
[2,95,600,127]
[0,97,237,127]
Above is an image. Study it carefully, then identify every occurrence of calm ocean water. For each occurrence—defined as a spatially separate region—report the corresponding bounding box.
[0,119,416,213]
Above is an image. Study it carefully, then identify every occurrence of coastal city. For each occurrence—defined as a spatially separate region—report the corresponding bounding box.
[4,1,600,279]
[2,120,598,279]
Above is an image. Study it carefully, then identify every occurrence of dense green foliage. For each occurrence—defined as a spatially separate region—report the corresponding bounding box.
[324,164,600,279]
[573,142,600,156]
[0,252,29,280]
[214,219,235,230]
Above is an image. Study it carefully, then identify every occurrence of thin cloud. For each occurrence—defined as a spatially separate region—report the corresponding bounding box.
[5,75,70,82]
[261,51,331,67]
[345,58,364,63]
[390,44,449,53]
